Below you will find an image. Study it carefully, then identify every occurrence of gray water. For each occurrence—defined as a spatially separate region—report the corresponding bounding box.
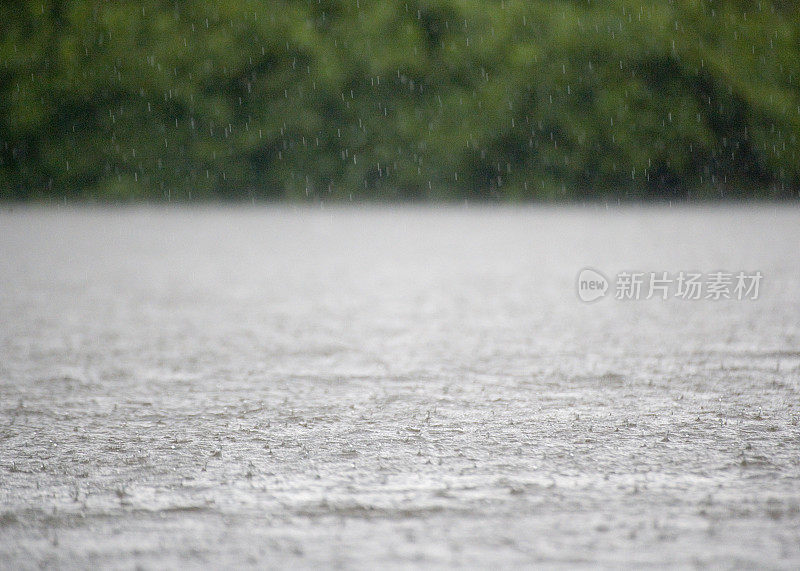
[1,205,799,568]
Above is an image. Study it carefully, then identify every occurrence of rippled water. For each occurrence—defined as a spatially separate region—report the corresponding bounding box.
[1,205,799,567]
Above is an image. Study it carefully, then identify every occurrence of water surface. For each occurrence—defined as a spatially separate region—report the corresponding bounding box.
[1,205,799,567]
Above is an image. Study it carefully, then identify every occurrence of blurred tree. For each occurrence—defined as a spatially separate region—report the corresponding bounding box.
[1,0,798,201]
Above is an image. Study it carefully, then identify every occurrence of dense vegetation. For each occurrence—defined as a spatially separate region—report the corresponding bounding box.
[2,0,799,201]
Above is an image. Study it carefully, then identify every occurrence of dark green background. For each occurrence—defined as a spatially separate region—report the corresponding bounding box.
[2,1,799,201]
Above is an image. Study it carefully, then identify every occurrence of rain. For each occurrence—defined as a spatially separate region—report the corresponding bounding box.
[1,1,799,567]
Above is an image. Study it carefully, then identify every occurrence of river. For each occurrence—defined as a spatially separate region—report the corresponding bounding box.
[1,204,799,567]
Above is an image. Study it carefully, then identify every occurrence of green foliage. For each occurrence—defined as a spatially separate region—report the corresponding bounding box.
[1,0,798,201]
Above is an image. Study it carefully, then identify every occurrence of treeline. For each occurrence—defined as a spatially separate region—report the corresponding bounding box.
[1,0,799,201]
